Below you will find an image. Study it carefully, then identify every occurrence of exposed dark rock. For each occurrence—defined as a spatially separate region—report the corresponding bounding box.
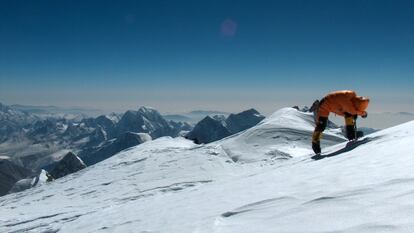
[0,158,34,196]
[49,152,86,179]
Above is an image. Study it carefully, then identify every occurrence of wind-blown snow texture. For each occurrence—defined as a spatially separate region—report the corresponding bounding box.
[1,108,414,233]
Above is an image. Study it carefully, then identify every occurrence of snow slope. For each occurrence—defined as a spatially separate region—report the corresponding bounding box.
[218,108,345,162]
[1,108,414,233]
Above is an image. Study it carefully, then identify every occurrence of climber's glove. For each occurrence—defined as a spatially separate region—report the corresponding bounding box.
[361,111,368,118]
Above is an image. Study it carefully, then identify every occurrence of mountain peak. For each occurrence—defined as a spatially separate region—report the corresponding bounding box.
[138,106,158,114]
[242,108,260,114]
[116,107,176,139]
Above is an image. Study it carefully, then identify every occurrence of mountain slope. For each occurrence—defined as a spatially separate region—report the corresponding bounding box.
[218,107,345,162]
[209,120,414,233]
[1,109,414,233]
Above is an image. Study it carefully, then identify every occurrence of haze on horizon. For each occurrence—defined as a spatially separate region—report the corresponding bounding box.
[1,0,414,126]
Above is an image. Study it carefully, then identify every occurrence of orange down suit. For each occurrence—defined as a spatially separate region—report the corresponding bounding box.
[312,90,370,154]
[317,90,370,119]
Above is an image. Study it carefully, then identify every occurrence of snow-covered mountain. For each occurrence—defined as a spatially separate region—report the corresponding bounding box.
[0,104,188,173]
[116,107,176,138]
[163,110,231,124]
[2,107,413,232]
[186,108,265,144]
[0,102,39,143]
[10,104,102,120]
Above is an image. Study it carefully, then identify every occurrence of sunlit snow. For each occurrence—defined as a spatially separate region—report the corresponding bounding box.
[1,108,414,233]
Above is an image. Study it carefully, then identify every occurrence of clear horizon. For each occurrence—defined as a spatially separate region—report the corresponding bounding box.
[2,100,414,115]
[2,100,414,129]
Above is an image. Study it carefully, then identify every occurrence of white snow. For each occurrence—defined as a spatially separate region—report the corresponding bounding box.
[1,108,414,233]
[217,108,345,162]
[134,132,152,142]
[8,170,50,195]
[0,155,10,160]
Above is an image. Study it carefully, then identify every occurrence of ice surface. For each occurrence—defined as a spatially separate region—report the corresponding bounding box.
[1,108,414,233]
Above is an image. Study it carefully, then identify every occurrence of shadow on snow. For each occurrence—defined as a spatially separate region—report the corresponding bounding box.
[311,136,382,160]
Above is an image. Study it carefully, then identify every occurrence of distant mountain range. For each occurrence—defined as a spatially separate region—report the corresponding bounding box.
[0,102,192,169]
[163,110,230,124]
[0,102,265,196]
[9,104,103,119]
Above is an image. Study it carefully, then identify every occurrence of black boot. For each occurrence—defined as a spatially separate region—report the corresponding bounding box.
[346,125,356,140]
[312,142,321,154]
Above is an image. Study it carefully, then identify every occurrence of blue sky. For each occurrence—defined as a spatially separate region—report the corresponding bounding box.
[1,0,414,115]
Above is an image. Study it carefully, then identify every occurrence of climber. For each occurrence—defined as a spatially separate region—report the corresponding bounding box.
[312,90,370,154]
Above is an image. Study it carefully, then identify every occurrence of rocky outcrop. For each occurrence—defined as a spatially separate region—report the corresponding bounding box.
[49,152,87,179]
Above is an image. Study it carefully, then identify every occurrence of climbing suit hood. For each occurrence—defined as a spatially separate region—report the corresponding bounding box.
[352,96,370,112]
